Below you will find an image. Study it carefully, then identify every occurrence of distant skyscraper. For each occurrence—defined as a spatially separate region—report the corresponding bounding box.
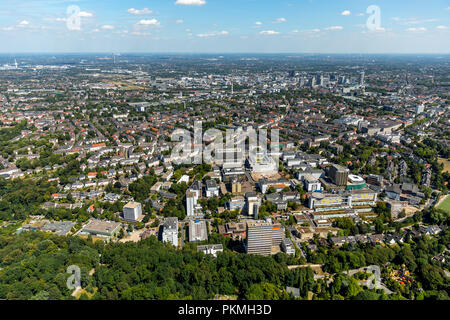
[318,74,324,87]
[299,77,305,87]
[359,71,365,86]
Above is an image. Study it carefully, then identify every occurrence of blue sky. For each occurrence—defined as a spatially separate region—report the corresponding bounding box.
[0,0,449,53]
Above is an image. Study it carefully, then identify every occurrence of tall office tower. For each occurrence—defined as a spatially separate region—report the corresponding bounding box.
[299,77,305,87]
[318,74,325,87]
[309,76,316,88]
[359,71,365,86]
[329,164,350,186]
[246,221,284,256]
[338,75,346,84]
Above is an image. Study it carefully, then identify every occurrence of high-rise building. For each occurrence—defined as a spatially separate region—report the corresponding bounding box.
[328,164,349,186]
[162,217,178,247]
[359,71,365,86]
[231,178,242,193]
[186,191,197,216]
[299,77,305,87]
[245,192,260,218]
[245,221,284,256]
[415,104,424,114]
[123,202,142,222]
[318,74,324,87]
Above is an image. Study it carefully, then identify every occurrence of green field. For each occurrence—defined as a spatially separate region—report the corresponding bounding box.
[436,195,450,214]
[438,158,450,173]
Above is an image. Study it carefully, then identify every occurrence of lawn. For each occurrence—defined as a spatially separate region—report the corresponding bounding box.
[436,195,450,214]
[438,158,450,173]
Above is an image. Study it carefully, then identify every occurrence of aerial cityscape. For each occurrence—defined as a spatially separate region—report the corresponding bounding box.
[0,0,449,308]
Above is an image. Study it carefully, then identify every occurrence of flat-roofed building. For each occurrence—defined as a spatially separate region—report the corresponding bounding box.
[258,178,291,194]
[123,201,143,222]
[246,221,284,256]
[189,219,208,242]
[80,219,121,240]
[247,152,277,173]
[162,217,178,247]
[197,244,223,257]
[302,174,322,192]
[281,238,295,255]
[205,179,219,198]
[186,191,198,217]
[308,190,377,210]
[227,196,245,212]
[246,192,260,218]
[328,164,349,186]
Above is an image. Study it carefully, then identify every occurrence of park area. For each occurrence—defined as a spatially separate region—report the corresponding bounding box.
[438,158,450,173]
[436,195,450,214]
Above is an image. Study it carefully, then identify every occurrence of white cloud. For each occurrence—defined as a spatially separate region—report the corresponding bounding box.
[197,30,228,38]
[393,17,438,25]
[260,30,280,35]
[19,20,29,26]
[175,0,206,6]
[436,25,448,30]
[255,21,262,25]
[325,26,343,31]
[291,28,321,34]
[128,8,153,15]
[131,31,150,36]
[406,27,427,32]
[78,11,93,18]
[364,26,386,33]
[101,25,115,30]
[274,18,286,23]
[341,10,351,16]
[356,13,364,17]
[2,26,14,31]
[446,6,450,10]
[176,19,184,24]
[137,19,161,27]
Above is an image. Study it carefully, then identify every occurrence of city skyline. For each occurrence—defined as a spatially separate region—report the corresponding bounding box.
[0,0,449,53]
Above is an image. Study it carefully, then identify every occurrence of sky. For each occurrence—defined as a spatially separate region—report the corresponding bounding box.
[0,0,449,53]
